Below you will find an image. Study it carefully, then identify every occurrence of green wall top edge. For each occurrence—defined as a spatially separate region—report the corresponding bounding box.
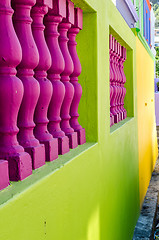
[0,142,97,207]
[73,0,96,13]
[110,117,134,134]
[131,28,155,61]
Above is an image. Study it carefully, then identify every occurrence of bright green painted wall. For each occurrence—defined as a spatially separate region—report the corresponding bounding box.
[0,1,142,240]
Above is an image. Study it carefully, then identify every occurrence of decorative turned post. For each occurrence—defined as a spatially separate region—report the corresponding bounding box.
[68,8,86,145]
[44,0,70,155]
[12,0,46,170]
[59,0,78,149]
[0,0,32,181]
[0,161,10,190]
[31,0,58,161]
[118,43,124,121]
[110,37,119,124]
[109,35,114,127]
[120,47,127,119]
[114,40,121,122]
[116,42,123,122]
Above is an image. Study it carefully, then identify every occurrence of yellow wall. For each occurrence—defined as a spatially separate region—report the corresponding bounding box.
[136,37,158,205]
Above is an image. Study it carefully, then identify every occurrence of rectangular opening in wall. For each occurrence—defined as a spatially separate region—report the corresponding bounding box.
[109,27,134,132]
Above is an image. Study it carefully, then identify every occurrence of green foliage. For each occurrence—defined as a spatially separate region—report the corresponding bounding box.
[155,47,159,77]
[152,2,159,27]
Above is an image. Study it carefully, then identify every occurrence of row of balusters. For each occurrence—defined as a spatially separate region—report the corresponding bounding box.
[109,35,127,127]
[0,0,86,190]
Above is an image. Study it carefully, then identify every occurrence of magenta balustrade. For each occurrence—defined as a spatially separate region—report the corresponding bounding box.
[0,0,86,190]
[44,0,70,155]
[31,0,58,161]
[68,8,86,145]
[109,35,114,127]
[0,0,32,181]
[109,35,127,126]
[59,0,78,149]
[12,0,46,170]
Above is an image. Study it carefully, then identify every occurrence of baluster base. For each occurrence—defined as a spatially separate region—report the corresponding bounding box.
[0,160,10,190]
[66,132,78,149]
[41,138,58,162]
[25,144,45,170]
[58,136,70,155]
[76,128,86,145]
[123,111,127,119]
[114,114,119,124]
[7,152,32,181]
[110,116,114,127]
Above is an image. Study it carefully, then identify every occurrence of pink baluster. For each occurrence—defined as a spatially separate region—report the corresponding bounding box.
[111,37,119,124]
[0,0,32,181]
[44,0,70,155]
[114,40,121,122]
[109,35,114,127]
[59,0,78,149]
[12,0,46,170]
[122,47,127,119]
[68,8,86,145]
[118,43,124,121]
[119,47,127,119]
[31,0,58,161]
[116,42,123,122]
[0,161,10,190]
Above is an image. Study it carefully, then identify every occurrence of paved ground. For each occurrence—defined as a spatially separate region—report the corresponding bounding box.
[133,158,159,240]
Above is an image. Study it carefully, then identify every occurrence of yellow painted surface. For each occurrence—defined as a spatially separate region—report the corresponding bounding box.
[136,37,158,206]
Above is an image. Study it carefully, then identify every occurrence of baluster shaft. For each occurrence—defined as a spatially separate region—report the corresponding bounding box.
[12,0,45,170]
[0,0,32,180]
[31,0,58,161]
[59,0,78,148]
[68,8,86,145]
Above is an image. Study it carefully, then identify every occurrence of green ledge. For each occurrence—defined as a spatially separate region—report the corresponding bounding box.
[0,142,97,207]
[131,28,155,61]
[110,117,134,134]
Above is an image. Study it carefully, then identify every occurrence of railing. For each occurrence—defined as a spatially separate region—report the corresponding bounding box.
[0,0,86,191]
[109,35,127,127]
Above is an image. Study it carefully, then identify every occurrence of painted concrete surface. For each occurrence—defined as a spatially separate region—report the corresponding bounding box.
[136,36,158,206]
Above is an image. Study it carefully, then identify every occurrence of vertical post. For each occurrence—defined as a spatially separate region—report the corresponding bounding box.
[31,0,58,161]
[0,161,10,190]
[0,0,32,180]
[58,0,78,149]
[111,37,119,124]
[44,0,70,155]
[116,42,123,122]
[121,47,127,119]
[68,8,86,145]
[109,35,114,127]
[12,0,46,170]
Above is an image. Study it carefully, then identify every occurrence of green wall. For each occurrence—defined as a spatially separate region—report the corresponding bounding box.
[0,1,142,240]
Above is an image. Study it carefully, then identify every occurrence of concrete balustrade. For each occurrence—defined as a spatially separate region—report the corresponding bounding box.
[0,0,86,190]
[68,8,86,145]
[109,35,127,126]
